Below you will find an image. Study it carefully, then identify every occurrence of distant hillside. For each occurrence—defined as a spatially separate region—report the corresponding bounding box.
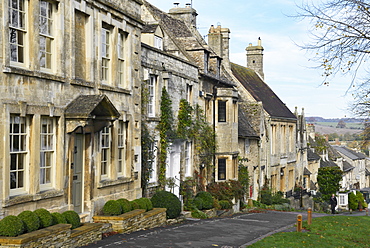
[314,124,363,135]
[306,116,365,123]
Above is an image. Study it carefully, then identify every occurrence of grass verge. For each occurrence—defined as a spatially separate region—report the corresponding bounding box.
[248,215,370,247]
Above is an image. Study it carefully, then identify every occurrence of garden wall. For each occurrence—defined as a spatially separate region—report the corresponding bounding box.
[93,208,166,233]
[0,222,112,248]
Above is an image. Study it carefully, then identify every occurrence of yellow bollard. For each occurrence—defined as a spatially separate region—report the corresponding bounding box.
[297,214,302,232]
[307,208,312,225]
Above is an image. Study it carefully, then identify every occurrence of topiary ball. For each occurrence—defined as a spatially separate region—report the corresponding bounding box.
[102,200,122,216]
[130,200,140,210]
[61,211,81,229]
[192,197,204,210]
[116,198,132,213]
[194,191,214,210]
[151,191,181,219]
[34,208,53,228]
[51,212,67,225]
[141,197,153,211]
[0,215,24,237]
[17,210,40,233]
[133,198,147,210]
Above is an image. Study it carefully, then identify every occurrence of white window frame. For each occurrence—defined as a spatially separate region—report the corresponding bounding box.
[117,121,127,177]
[245,139,250,154]
[154,35,163,50]
[40,116,55,190]
[148,75,157,117]
[117,31,126,87]
[185,141,192,177]
[100,126,111,180]
[9,115,29,195]
[39,0,54,71]
[9,0,27,66]
[101,25,111,83]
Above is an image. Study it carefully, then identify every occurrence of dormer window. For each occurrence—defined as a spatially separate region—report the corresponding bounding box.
[154,36,163,50]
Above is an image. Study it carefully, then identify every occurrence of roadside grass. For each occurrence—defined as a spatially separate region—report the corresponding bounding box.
[248,215,370,247]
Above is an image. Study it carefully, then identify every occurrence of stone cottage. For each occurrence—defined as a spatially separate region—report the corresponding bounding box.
[140,1,240,196]
[0,0,143,221]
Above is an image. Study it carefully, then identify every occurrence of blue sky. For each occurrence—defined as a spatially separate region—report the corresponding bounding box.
[146,0,356,118]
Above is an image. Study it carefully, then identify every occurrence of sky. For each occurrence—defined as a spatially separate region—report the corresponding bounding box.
[145,0,361,119]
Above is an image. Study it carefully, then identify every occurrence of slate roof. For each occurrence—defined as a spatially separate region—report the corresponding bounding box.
[142,24,158,33]
[230,63,296,120]
[343,161,355,172]
[304,167,312,175]
[332,146,367,160]
[307,148,321,161]
[320,159,339,168]
[238,105,259,139]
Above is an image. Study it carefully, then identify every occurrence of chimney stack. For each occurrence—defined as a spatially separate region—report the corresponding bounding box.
[169,3,198,28]
[246,38,264,80]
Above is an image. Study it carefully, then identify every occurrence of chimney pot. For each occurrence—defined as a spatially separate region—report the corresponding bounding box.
[174,2,179,7]
[186,3,191,7]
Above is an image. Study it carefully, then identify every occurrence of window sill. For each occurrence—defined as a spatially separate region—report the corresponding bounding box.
[4,189,64,208]
[3,66,66,83]
[97,177,134,189]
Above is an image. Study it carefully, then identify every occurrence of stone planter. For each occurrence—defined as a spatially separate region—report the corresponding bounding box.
[93,208,166,234]
[0,222,111,248]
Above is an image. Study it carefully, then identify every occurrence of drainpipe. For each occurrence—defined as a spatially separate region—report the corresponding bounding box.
[213,85,217,183]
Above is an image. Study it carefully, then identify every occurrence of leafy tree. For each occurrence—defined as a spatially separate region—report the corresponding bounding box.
[317,166,343,201]
[294,0,370,85]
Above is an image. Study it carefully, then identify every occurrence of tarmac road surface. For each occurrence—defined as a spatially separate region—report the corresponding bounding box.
[84,210,331,248]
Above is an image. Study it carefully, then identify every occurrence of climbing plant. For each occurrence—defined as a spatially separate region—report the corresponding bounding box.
[157,87,174,189]
[176,99,193,140]
[238,157,250,199]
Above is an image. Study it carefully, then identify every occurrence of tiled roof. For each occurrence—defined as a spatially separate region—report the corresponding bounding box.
[65,94,120,119]
[231,63,296,120]
[332,146,367,160]
[238,105,259,139]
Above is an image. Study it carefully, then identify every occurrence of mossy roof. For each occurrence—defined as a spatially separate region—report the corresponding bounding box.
[231,62,296,120]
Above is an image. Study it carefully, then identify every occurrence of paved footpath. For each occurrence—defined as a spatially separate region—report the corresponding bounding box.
[84,210,366,248]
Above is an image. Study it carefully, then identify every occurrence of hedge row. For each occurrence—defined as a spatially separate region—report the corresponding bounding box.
[0,209,81,237]
[102,197,153,216]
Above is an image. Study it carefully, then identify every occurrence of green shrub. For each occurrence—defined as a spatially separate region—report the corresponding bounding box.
[34,208,53,228]
[133,198,147,210]
[62,211,81,229]
[51,212,67,224]
[194,191,213,210]
[151,190,181,219]
[102,200,122,216]
[138,197,153,211]
[191,209,208,219]
[349,192,358,210]
[18,210,40,233]
[219,200,232,209]
[130,200,141,210]
[116,198,132,213]
[356,191,366,209]
[0,215,24,237]
[193,197,203,210]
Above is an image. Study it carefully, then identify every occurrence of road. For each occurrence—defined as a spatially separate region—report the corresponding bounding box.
[84,210,330,248]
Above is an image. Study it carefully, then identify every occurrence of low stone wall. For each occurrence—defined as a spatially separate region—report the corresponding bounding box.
[93,208,167,234]
[0,222,110,248]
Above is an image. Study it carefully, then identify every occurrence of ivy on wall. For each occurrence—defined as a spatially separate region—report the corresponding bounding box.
[157,87,174,189]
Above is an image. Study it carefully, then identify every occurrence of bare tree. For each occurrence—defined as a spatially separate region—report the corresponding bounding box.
[295,0,370,87]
